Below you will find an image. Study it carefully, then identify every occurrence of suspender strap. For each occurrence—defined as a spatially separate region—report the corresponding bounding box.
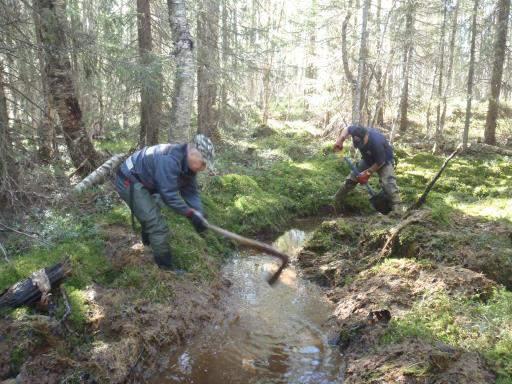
[129,181,136,232]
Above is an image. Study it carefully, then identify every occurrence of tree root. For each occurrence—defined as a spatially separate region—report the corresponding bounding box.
[377,210,429,260]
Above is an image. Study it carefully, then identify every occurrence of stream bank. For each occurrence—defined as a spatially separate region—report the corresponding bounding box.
[297,212,511,383]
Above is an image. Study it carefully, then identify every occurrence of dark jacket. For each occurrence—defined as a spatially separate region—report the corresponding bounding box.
[119,143,202,215]
[348,126,394,166]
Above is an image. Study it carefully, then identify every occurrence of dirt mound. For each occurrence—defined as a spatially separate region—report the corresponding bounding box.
[329,259,495,322]
[298,214,503,383]
[344,339,495,384]
[325,260,496,383]
[298,213,512,289]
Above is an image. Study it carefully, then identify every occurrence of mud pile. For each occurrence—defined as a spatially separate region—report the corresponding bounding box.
[297,210,510,383]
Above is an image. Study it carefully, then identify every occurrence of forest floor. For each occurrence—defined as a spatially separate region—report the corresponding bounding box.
[1,118,511,383]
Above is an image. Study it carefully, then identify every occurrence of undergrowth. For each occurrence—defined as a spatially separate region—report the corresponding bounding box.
[1,118,511,380]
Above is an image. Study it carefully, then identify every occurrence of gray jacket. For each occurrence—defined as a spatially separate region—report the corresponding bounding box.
[119,143,202,215]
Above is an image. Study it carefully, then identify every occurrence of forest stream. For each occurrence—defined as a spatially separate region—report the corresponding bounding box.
[149,226,345,384]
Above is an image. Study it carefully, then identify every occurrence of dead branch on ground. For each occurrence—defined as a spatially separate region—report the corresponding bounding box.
[408,144,462,212]
[378,210,429,260]
[0,258,72,310]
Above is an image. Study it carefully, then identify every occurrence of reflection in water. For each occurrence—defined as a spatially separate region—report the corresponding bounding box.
[151,229,344,384]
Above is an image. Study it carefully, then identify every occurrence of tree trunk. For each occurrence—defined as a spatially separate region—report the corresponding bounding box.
[137,0,162,147]
[167,0,195,141]
[463,0,479,150]
[398,0,415,133]
[305,0,318,80]
[248,0,258,101]
[353,0,370,125]
[484,0,511,145]
[35,0,100,176]
[440,0,460,133]
[342,10,356,118]
[197,0,220,140]
[433,0,449,152]
[0,62,16,203]
[220,0,229,124]
[32,6,55,163]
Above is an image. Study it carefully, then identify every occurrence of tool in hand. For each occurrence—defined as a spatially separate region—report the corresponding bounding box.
[199,217,290,285]
[344,157,392,215]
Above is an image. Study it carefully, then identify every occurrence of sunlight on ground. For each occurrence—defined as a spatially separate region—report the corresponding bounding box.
[455,198,512,222]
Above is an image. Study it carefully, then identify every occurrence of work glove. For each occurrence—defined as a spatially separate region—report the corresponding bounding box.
[356,170,371,184]
[189,210,208,233]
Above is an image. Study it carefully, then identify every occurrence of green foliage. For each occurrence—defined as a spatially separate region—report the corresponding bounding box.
[381,289,512,382]
[398,151,512,223]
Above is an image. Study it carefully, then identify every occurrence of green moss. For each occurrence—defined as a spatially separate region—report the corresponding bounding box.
[10,345,27,374]
[64,287,90,330]
[303,219,356,254]
[381,289,512,382]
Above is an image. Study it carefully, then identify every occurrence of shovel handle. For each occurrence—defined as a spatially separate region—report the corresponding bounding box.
[205,221,289,285]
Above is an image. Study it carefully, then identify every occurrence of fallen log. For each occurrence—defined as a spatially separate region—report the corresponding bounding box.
[0,259,72,310]
[73,153,127,193]
[205,222,289,285]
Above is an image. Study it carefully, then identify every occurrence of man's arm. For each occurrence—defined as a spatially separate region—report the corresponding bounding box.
[154,158,194,216]
[334,127,350,151]
[181,177,203,214]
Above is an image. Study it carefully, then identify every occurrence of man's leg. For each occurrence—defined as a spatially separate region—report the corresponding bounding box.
[115,177,173,268]
[334,160,368,212]
[378,163,403,212]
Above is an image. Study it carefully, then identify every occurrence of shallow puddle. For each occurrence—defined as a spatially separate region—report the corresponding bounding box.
[151,228,344,384]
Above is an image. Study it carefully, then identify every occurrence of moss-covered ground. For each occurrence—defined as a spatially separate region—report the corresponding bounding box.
[296,142,512,382]
[1,117,511,382]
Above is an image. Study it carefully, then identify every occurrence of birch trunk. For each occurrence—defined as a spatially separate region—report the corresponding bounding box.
[167,0,195,141]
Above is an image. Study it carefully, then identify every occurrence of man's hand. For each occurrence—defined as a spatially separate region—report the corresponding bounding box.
[333,141,344,152]
[356,170,372,184]
[189,210,208,233]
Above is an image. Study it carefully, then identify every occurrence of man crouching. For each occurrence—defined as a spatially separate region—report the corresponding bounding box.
[115,134,214,270]
[333,125,403,216]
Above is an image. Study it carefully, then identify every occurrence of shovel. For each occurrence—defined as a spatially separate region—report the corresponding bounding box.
[344,157,393,215]
[203,221,290,285]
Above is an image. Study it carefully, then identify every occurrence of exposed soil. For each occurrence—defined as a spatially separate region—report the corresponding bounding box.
[296,209,508,383]
[0,225,229,384]
[2,207,510,383]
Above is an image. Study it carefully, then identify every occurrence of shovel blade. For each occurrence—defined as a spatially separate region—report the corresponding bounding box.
[370,191,393,215]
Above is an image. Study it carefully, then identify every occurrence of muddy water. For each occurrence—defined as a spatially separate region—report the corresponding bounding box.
[152,228,344,384]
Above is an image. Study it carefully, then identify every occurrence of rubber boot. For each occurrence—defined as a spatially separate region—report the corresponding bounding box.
[154,251,185,274]
[141,230,150,246]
